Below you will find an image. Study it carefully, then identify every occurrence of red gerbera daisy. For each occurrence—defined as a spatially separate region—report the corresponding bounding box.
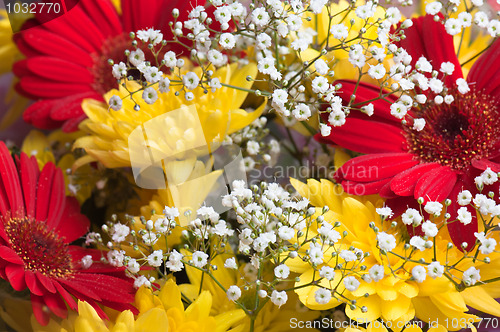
[0,141,136,325]
[320,15,500,249]
[13,0,201,132]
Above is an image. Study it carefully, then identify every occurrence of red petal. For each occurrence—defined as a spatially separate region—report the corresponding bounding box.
[31,294,50,326]
[79,0,122,38]
[0,142,24,218]
[5,264,27,291]
[390,162,441,196]
[0,246,24,265]
[336,153,417,182]
[18,76,92,99]
[322,118,405,154]
[397,15,463,88]
[380,181,398,199]
[55,197,89,243]
[35,162,56,223]
[446,179,478,251]
[62,113,89,132]
[22,101,64,130]
[43,292,68,319]
[467,38,500,99]
[22,57,94,84]
[36,271,57,294]
[25,270,45,296]
[335,80,400,124]
[471,158,500,172]
[19,153,39,219]
[13,27,94,67]
[50,91,101,121]
[342,178,391,196]
[53,281,77,310]
[414,165,458,202]
[46,168,66,230]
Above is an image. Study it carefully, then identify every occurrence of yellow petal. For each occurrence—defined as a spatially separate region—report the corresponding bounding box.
[462,286,500,317]
[381,294,411,321]
[135,308,169,332]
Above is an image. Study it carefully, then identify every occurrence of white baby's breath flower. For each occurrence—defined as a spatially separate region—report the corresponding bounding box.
[328,110,346,127]
[147,250,163,267]
[142,87,158,105]
[315,59,329,75]
[315,288,332,304]
[457,207,472,225]
[183,72,200,90]
[445,18,461,35]
[134,276,151,289]
[164,51,177,68]
[330,24,348,39]
[158,77,170,93]
[192,251,209,268]
[463,267,480,285]
[112,62,127,79]
[219,32,236,49]
[425,2,442,15]
[271,290,288,307]
[368,63,386,80]
[422,220,438,237]
[412,265,427,283]
[129,49,145,67]
[427,261,444,279]
[410,236,426,251]
[127,258,140,274]
[401,208,422,226]
[344,276,360,291]
[109,95,122,111]
[274,264,290,279]
[81,255,93,269]
[376,207,393,218]
[377,232,396,251]
[456,78,470,94]
[320,123,331,137]
[227,285,242,301]
[252,7,270,27]
[224,257,238,269]
[424,201,443,216]
[369,265,385,282]
[319,266,335,280]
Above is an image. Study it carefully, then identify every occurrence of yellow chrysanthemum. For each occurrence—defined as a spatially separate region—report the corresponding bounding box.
[30,279,245,332]
[74,62,264,169]
[179,254,321,332]
[289,178,500,331]
[123,158,223,254]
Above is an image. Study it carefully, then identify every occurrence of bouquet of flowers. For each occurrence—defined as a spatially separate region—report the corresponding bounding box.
[0,0,499,331]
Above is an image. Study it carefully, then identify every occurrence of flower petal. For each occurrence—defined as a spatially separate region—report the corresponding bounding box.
[414,165,457,202]
[5,264,27,291]
[336,153,418,182]
[397,15,463,88]
[467,38,500,99]
[446,178,478,251]
[322,118,405,154]
[390,162,441,196]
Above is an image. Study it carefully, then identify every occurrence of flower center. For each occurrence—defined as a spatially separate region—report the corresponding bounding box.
[91,33,130,95]
[5,217,73,278]
[403,89,500,171]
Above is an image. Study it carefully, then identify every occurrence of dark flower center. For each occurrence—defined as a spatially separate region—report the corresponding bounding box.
[403,89,500,171]
[5,217,73,278]
[90,33,130,95]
